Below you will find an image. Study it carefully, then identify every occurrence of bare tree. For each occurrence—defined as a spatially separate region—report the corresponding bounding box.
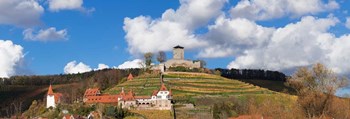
[287,63,348,118]
[156,51,166,63]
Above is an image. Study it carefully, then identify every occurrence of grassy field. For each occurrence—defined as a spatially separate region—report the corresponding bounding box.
[106,72,275,98]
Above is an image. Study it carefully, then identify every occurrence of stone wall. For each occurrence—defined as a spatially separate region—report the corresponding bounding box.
[164,59,201,69]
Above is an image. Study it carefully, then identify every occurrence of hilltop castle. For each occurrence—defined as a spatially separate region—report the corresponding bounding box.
[159,45,202,72]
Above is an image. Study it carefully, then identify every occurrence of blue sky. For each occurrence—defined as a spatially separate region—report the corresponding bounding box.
[0,0,350,83]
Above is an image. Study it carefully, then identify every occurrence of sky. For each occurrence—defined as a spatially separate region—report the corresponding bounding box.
[1,0,350,93]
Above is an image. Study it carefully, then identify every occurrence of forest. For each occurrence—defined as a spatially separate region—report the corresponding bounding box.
[0,68,140,117]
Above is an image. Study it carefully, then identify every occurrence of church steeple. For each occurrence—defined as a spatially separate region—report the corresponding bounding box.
[47,85,54,95]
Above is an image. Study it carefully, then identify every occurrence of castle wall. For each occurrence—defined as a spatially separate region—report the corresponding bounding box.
[164,59,201,69]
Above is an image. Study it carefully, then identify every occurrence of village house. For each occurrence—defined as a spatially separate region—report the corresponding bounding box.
[46,85,63,108]
[83,83,173,110]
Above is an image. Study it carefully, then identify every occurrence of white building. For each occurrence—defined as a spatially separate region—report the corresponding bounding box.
[117,83,173,110]
[46,85,62,108]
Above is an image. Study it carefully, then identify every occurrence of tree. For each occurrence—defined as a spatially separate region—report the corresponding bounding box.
[156,51,166,63]
[144,52,153,69]
[287,63,348,118]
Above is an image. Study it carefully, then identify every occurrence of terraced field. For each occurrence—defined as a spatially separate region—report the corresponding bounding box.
[105,72,295,119]
[105,72,275,99]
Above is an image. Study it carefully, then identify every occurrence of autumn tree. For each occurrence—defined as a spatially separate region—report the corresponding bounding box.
[287,63,348,118]
[156,51,166,63]
[144,52,153,69]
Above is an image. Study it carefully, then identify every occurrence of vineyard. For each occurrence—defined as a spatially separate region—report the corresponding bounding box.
[105,72,295,119]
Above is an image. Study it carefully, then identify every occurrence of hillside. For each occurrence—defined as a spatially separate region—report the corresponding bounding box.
[105,72,297,119]
[0,68,140,117]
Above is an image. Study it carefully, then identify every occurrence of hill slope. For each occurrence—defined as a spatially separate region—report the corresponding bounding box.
[105,72,296,119]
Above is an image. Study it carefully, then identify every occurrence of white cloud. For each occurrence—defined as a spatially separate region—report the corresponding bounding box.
[230,0,339,21]
[198,15,275,58]
[117,59,144,69]
[346,17,350,29]
[95,63,109,70]
[124,16,206,55]
[226,16,350,75]
[162,0,227,30]
[23,27,68,41]
[123,0,226,55]
[0,0,44,27]
[64,61,92,74]
[48,0,94,13]
[0,40,24,78]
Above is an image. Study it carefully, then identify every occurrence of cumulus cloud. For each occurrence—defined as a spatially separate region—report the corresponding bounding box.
[162,0,227,30]
[0,40,24,78]
[0,0,44,27]
[48,0,94,13]
[122,0,350,77]
[23,27,68,41]
[226,16,350,75]
[123,0,226,55]
[117,59,144,69]
[230,0,339,21]
[95,63,109,70]
[346,17,350,29]
[64,61,92,74]
[198,15,275,58]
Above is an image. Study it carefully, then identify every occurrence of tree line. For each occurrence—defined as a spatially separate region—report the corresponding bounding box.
[0,68,141,117]
[215,68,287,81]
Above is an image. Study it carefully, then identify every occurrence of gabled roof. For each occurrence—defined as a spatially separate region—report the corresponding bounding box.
[54,93,63,103]
[84,88,100,97]
[121,90,135,101]
[85,94,119,104]
[173,45,184,49]
[152,90,158,96]
[47,85,54,95]
[160,83,168,91]
[127,73,133,81]
[152,83,170,96]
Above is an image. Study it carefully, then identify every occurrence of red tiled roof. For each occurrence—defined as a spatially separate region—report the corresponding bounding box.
[85,94,120,104]
[121,90,135,101]
[54,93,62,104]
[84,88,100,97]
[152,90,158,96]
[160,83,168,91]
[63,115,72,119]
[47,85,54,95]
[127,73,133,80]
[134,96,151,99]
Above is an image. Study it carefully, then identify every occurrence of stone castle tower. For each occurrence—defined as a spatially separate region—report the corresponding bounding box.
[173,45,184,60]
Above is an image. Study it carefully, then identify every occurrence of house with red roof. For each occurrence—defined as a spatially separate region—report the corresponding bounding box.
[46,85,63,108]
[83,70,172,110]
[83,88,120,105]
[83,83,173,110]
[118,83,173,110]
